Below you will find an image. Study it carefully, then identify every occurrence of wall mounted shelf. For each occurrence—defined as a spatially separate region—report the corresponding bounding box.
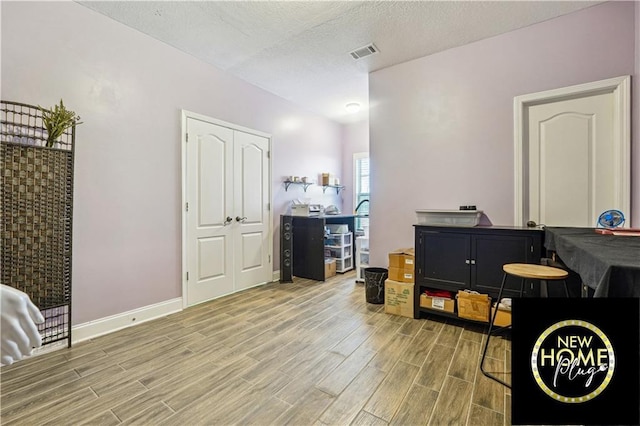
[284,180,313,192]
[322,184,345,194]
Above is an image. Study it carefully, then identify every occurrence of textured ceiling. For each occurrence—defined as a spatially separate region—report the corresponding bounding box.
[77,1,601,123]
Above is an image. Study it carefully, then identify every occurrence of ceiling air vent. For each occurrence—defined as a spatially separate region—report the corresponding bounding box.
[349,43,379,60]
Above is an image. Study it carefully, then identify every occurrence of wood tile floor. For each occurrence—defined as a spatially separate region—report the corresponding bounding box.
[0,272,511,425]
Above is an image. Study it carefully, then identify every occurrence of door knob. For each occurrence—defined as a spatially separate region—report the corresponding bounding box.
[224,216,233,225]
[236,216,247,223]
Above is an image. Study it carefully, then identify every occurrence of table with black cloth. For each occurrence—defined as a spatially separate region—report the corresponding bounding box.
[544,227,640,297]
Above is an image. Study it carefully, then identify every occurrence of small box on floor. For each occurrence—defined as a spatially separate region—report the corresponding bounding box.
[491,305,511,327]
[384,279,414,318]
[388,248,415,283]
[420,294,455,313]
[457,290,491,322]
[388,267,414,283]
[388,248,415,269]
[325,258,336,278]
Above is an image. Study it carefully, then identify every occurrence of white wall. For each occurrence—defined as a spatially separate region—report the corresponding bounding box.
[1,1,343,324]
[369,1,637,267]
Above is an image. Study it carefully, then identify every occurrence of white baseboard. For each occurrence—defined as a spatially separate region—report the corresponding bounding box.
[72,298,183,344]
[273,270,280,282]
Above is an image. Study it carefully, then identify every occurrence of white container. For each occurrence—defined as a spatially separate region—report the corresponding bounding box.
[291,204,310,216]
[327,224,349,234]
[415,210,483,227]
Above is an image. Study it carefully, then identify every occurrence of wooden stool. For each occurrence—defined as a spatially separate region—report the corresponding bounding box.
[480,263,570,388]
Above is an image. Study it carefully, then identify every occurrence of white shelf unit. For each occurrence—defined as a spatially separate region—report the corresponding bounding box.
[325,232,353,273]
[355,237,369,282]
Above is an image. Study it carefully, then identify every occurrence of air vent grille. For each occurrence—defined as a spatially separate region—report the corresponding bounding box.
[349,44,379,60]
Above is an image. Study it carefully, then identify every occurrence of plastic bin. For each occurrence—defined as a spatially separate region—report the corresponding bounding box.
[415,209,482,227]
[364,267,388,304]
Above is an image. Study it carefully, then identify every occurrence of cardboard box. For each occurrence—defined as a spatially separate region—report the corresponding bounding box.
[388,248,415,269]
[384,279,414,318]
[420,294,455,313]
[491,305,511,327]
[325,258,336,278]
[389,267,414,283]
[457,291,491,322]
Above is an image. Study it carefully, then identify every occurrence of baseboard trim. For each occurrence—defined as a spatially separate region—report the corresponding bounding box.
[72,298,183,344]
[273,270,280,282]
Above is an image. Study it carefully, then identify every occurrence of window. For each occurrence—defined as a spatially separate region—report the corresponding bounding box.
[353,153,370,232]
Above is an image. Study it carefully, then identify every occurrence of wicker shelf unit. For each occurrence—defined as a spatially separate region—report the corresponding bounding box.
[1,100,75,348]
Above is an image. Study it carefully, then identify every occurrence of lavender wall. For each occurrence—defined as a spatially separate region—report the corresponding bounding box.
[341,120,370,214]
[1,1,342,324]
[369,1,637,267]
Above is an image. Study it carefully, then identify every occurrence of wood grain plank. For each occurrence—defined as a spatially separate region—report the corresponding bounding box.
[414,344,455,391]
[158,377,253,425]
[368,333,414,372]
[461,323,486,344]
[435,321,463,348]
[315,346,377,396]
[351,410,389,426]
[235,396,292,426]
[400,329,437,367]
[275,387,334,425]
[119,402,174,425]
[398,318,424,337]
[0,364,124,423]
[78,410,121,426]
[467,403,504,426]
[276,351,345,405]
[41,381,147,426]
[420,316,446,332]
[448,339,481,382]
[473,356,505,413]
[208,370,294,424]
[1,369,80,409]
[389,383,438,426]
[163,356,256,412]
[428,376,473,425]
[363,361,420,421]
[2,388,97,426]
[319,365,386,426]
[329,324,377,357]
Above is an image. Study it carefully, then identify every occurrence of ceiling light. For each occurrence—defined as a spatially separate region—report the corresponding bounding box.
[345,103,360,113]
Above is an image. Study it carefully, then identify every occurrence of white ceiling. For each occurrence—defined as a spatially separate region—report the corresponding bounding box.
[77,1,601,123]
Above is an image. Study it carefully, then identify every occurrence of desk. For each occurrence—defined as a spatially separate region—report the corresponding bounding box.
[544,227,640,297]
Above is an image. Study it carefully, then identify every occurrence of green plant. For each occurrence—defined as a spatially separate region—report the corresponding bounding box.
[38,99,82,148]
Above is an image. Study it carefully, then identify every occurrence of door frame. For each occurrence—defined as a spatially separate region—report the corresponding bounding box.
[513,75,631,227]
[181,109,273,309]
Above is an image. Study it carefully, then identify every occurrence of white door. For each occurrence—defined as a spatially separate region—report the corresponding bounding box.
[233,131,271,290]
[515,76,630,227]
[185,115,271,306]
[528,92,614,227]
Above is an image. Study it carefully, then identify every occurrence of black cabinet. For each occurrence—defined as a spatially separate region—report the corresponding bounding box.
[414,225,544,319]
[283,215,356,281]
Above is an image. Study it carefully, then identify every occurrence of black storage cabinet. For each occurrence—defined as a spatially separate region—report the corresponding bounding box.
[414,225,544,320]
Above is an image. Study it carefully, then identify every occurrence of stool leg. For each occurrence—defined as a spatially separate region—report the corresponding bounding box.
[480,272,511,388]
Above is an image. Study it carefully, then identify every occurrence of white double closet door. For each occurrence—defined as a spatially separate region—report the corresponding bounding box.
[184,113,271,306]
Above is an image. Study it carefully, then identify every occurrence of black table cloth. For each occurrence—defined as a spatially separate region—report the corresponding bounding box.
[544,227,640,297]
